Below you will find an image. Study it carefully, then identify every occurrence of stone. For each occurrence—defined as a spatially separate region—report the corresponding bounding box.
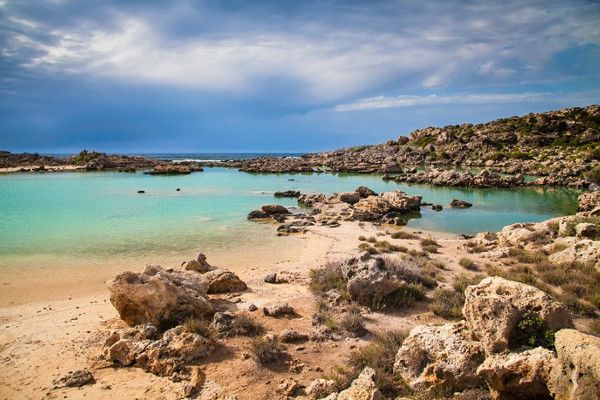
[276,377,301,397]
[355,186,377,198]
[548,329,600,400]
[394,322,484,393]
[248,303,258,312]
[261,204,290,215]
[264,273,279,283]
[337,367,384,400]
[352,196,393,220]
[548,239,600,270]
[279,329,308,343]
[338,192,361,205]
[107,265,214,327]
[203,268,247,294]
[306,378,337,399]
[274,190,300,198]
[247,209,271,219]
[432,204,443,211]
[463,277,573,355]
[576,222,597,238]
[263,302,296,317]
[380,190,422,211]
[477,348,557,400]
[450,199,472,208]
[53,370,95,388]
[211,312,236,337]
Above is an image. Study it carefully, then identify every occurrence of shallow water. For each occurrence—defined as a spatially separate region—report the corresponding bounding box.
[0,167,579,262]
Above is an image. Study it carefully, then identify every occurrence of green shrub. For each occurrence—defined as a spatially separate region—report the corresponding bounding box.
[231,313,265,337]
[430,288,464,319]
[326,330,409,397]
[309,262,349,299]
[508,248,546,264]
[390,231,418,240]
[412,136,435,148]
[459,257,478,271]
[510,311,555,350]
[453,274,485,294]
[585,165,600,184]
[370,284,426,311]
[248,337,285,365]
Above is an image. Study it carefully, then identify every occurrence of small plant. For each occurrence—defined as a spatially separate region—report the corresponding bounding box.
[248,336,285,365]
[370,284,425,311]
[358,235,367,241]
[183,316,217,339]
[510,311,555,350]
[309,262,349,299]
[419,237,440,247]
[231,312,265,337]
[367,236,377,243]
[508,248,547,264]
[459,257,478,271]
[340,305,366,336]
[430,288,464,319]
[590,319,600,335]
[421,244,439,254]
[390,231,418,240]
[453,274,485,294]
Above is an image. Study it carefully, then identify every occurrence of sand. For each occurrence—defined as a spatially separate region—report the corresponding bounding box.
[0,221,471,400]
[0,165,85,174]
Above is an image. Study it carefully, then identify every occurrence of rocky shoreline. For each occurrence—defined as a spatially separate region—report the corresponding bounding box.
[202,105,600,188]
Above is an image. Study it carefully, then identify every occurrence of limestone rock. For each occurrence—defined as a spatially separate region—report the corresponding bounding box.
[394,322,484,393]
[380,190,422,211]
[548,329,600,400]
[182,253,212,273]
[463,277,573,355]
[263,302,296,317]
[337,367,384,400]
[338,192,361,205]
[107,265,214,327]
[548,238,600,270]
[279,329,308,343]
[355,186,377,198]
[261,204,290,215]
[576,222,597,238]
[306,378,337,399]
[477,348,557,400]
[247,209,270,219]
[203,268,247,294]
[578,190,600,211]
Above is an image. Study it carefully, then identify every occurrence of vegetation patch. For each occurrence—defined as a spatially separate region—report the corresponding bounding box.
[370,283,426,311]
[309,262,349,300]
[459,257,478,271]
[390,231,419,240]
[182,316,217,339]
[430,288,464,319]
[231,313,266,337]
[248,336,286,366]
[510,311,555,350]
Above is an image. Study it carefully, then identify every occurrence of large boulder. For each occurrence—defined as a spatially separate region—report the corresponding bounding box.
[355,186,377,198]
[380,190,421,211]
[337,367,384,400]
[477,348,557,400]
[107,265,215,327]
[463,277,573,355]
[548,329,600,400]
[352,196,393,220]
[338,191,361,205]
[578,190,600,211]
[203,268,247,294]
[261,204,290,215]
[548,239,600,270]
[393,322,484,393]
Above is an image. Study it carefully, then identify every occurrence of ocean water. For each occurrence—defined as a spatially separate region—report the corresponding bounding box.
[0,167,580,262]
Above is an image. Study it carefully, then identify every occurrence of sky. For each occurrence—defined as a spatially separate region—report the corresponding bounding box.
[1,0,600,153]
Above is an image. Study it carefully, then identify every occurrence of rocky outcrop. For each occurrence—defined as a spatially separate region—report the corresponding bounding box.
[477,348,556,400]
[548,329,600,400]
[202,106,600,188]
[394,322,484,393]
[578,190,600,211]
[105,324,214,377]
[274,190,301,198]
[450,199,473,208]
[462,277,573,355]
[548,238,600,269]
[107,265,215,327]
[336,367,384,400]
[145,164,202,175]
[181,253,213,273]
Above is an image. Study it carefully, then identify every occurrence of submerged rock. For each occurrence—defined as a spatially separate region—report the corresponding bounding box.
[450,199,472,208]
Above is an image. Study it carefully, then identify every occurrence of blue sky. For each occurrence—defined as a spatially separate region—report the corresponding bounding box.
[1,0,599,153]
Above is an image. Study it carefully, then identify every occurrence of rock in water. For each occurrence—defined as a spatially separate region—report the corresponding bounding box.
[462,277,573,355]
[261,204,290,215]
[107,265,214,327]
[355,186,377,198]
[450,199,472,208]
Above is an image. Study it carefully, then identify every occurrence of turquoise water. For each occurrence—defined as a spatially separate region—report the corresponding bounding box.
[0,167,579,261]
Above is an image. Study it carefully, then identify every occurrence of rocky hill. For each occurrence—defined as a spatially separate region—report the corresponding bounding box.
[211,105,600,187]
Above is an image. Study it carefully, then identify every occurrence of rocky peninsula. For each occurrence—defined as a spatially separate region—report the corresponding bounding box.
[204,105,600,188]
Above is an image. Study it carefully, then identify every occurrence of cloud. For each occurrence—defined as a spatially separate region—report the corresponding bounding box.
[1,0,599,103]
[334,93,546,112]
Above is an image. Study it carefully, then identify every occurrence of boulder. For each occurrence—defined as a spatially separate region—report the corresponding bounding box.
[107,265,214,327]
[450,199,472,208]
[380,190,422,211]
[578,190,600,211]
[394,322,484,393]
[279,329,308,343]
[477,348,557,400]
[182,254,213,273]
[338,191,361,205]
[463,277,573,355]
[337,367,384,400]
[247,209,271,219]
[548,239,600,270]
[352,196,393,220]
[355,186,377,198]
[261,204,290,215]
[263,302,296,317]
[203,268,247,294]
[306,378,337,399]
[548,329,600,400]
[576,222,597,238]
